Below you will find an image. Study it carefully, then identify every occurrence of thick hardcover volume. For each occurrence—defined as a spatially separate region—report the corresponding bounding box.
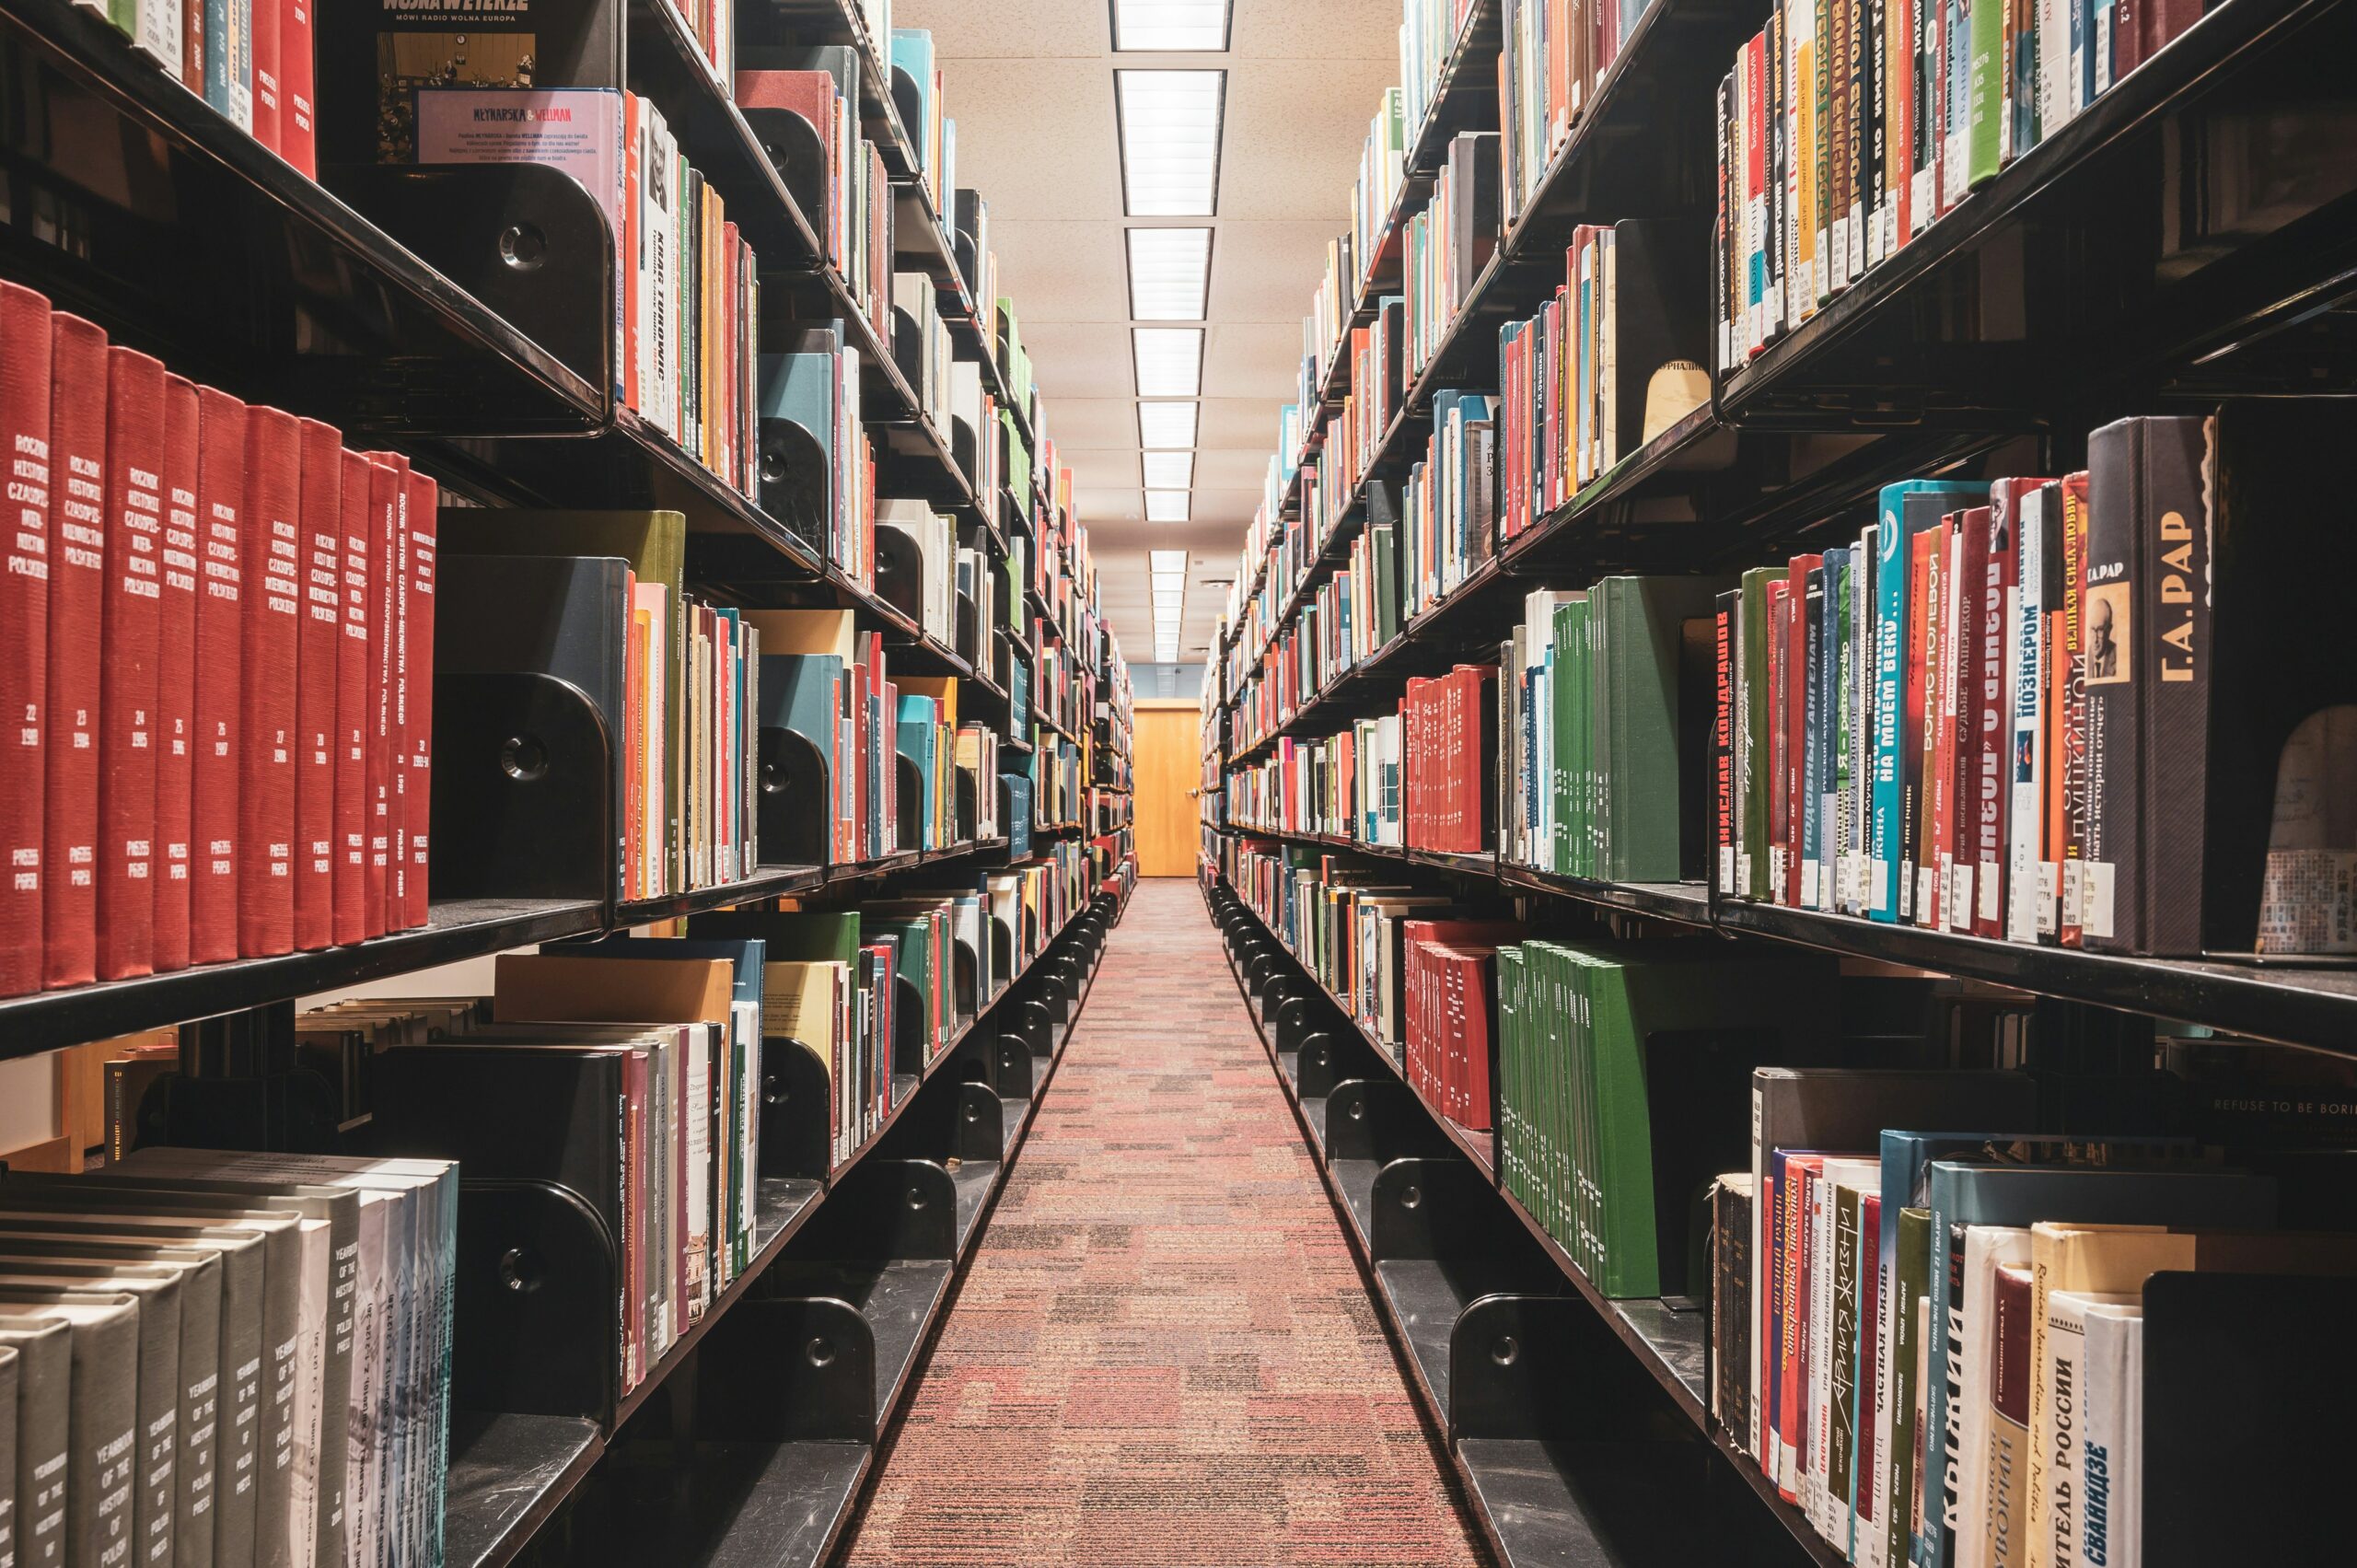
[238,405,302,957]
[190,389,247,966]
[401,471,438,929]
[0,282,52,998]
[331,449,371,946]
[362,458,401,935]
[2082,415,2210,954]
[292,419,342,950]
[280,0,316,176]
[42,314,110,991]
[250,0,280,153]
[363,454,412,935]
[153,376,202,973]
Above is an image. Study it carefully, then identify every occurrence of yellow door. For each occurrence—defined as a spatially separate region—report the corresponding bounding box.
[1132,701,1202,877]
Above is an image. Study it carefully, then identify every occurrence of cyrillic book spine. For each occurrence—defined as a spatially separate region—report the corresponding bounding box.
[331,448,370,946]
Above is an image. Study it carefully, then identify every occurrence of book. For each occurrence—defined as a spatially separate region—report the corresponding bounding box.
[44,313,110,991]
[152,376,200,976]
[238,406,300,958]
[0,284,50,998]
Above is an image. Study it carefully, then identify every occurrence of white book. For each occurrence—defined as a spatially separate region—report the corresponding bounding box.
[1953,1225,2033,1568]
[685,1024,712,1318]
[2075,1300,2142,1568]
[2005,486,2049,943]
[134,0,182,76]
[1817,1158,1881,1547]
[2038,1288,2136,1568]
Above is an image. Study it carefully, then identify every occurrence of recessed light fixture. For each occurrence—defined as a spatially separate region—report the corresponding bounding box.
[1115,70,1225,216]
[1150,550,1189,573]
[1144,489,1190,522]
[1126,226,1213,321]
[1110,0,1232,52]
[1137,401,1198,449]
[1142,451,1194,490]
[1132,327,1203,397]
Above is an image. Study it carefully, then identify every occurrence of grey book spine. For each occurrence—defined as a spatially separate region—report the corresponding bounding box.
[0,1282,177,1568]
[1,1343,17,1568]
[0,1318,70,1568]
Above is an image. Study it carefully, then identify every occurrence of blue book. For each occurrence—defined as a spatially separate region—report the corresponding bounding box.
[888,29,936,174]
[1918,1160,2276,1568]
[1868,482,1986,921]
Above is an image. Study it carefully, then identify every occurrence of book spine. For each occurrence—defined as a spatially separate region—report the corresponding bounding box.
[44,314,110,990]
[279,0,313,175]
[1975,495,2020,938]
[331,449,369,946]
[238,406,299,957]
[250,0,277,152]
[96,344,165,981]
[154,375,200,973]
[363,457,399,935]
[0,284,52,998]
[2005,487,2048,944]
[191,389,245,965]
[403,472,437,930]
[293,418,340,951]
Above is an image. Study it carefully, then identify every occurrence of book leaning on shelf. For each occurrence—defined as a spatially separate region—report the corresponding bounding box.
[1713,408,2357,958]
[0,285,435,1001]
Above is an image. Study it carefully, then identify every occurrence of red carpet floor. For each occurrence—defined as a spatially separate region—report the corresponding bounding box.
[836,878,1489,1567]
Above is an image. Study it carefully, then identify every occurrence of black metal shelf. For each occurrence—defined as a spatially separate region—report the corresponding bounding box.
[0,898,603,1060]
[445,893,1111,1568]
[1220,889,1843,1568]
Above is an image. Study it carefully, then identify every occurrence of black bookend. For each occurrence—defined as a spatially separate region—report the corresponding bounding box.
[955,770,980,842]
[950,413,979,482]
[875,528,924,621]
[891,976,928,1080]
[758,1038,835,1180]
[447,1178,624,1423]
[739,107,828,222]
[795,1158,958,1263]
[888,68,925,160]
[890,303,925,391]
[1325,1080,1451,1165]
[757,412,831,543]
[2142,1272,2354,1567]
[950,932,981,1019]
[431,556,631,902]
[691,1294,877,1443]
[757,726,831,867]
[893,755,924,852]
[955,589,981,670]
[953,1081,1005,1163]
[330,165,614,408]
[989,1035,1034,1100]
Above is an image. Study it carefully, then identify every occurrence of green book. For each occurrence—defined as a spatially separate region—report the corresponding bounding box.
[689,910,862,965]
[1966,0,2006,187]
[1602,575,1726,881]
[1498,946,1527,1218]
[1887,1205,1933,1568]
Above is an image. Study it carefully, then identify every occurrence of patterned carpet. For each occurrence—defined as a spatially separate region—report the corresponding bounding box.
[836,879,1489,1568]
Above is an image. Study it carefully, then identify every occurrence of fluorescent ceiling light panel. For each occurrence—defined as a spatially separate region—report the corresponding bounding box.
[1144,489,1190,522]
[1137,401,1198,449]
[1150,550,1189,573]
[1111,0,1231,51]
[1115,70,1225,215]
[1142,452,1194,489]
[1126,227,1213,320]
[1132,328,1203,396]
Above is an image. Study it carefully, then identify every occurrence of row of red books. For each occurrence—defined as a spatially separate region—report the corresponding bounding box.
[1400,920,1519,1134]
[0,280,436,998]
[1400,664,1497,855]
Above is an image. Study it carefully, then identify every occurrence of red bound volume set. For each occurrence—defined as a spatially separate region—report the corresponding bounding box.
[0,286,435,998]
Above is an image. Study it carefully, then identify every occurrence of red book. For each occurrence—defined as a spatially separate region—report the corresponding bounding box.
[621,94,642,415]
[41,315,108,991]
[363,455,403,935]
[382,456,412,931]
[190,389,246,965]
[293,418,342,951]
[402,469,438,929]
[96,345,164,981]
[1902,524,1938,925]
[1934,513,1973,933]
[331,448,371,946]
[279,0,316,177]
[1762,579,1790,902]
[1945,508,1991,934]
[182,2,202,93]
[0,283,51,998]
[250,0,281,154]
[153,375,201,973]
[239,404,301,958]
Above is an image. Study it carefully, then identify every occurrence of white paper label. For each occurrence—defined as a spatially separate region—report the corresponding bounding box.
[2037,863,2060,936]
[1979,864,2003,924]
[2080,861,2117,939]
[1915,867,1938,925]
[1871,860,1892,914]
[1739,852,1755,896]
[1721,845,1737,893]
[1802,861,1821,909]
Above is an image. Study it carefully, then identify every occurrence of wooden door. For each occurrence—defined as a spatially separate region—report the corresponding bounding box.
[1132,701,1202,877]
